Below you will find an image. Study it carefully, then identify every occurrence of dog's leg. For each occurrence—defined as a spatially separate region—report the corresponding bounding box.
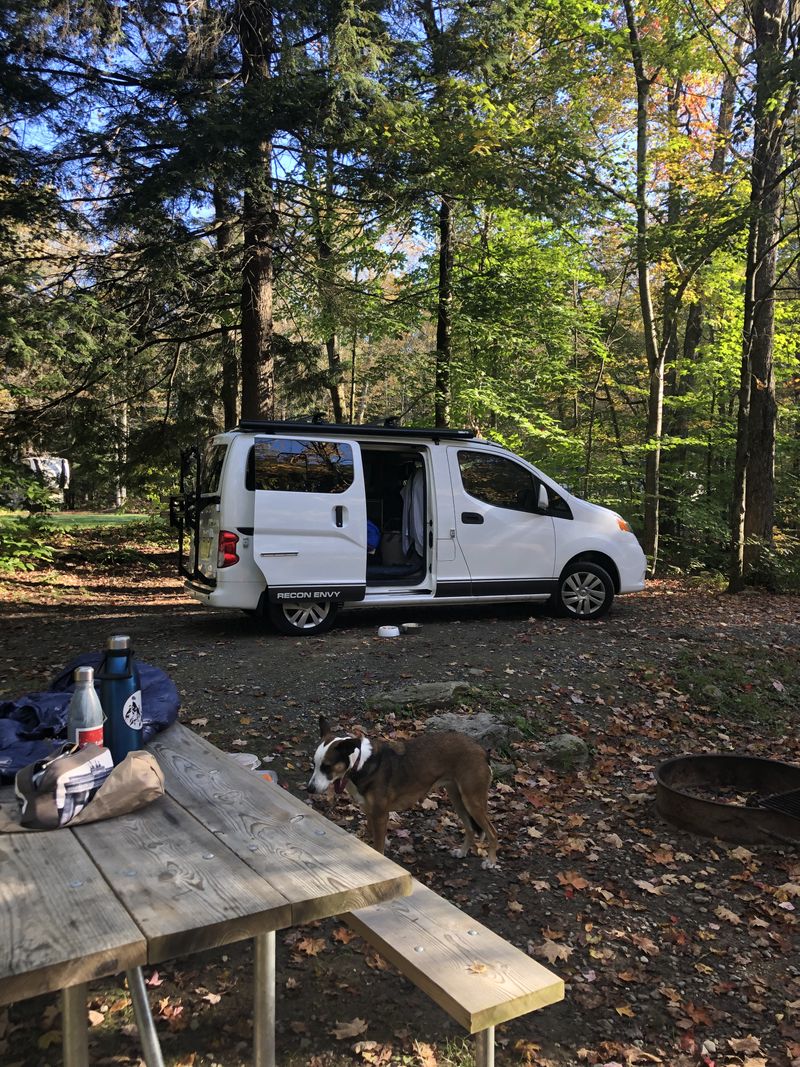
[444,782,477,859]
[459,782,499,869]
[366,807,389,855]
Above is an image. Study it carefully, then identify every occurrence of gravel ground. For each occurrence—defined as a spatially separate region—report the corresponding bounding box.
[1,531,799,1067]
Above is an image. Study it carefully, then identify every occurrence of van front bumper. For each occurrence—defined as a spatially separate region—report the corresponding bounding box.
[617,543,648,594]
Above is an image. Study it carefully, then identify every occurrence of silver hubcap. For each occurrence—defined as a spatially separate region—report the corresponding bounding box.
[561,571,607,616]
[283,603,331,630]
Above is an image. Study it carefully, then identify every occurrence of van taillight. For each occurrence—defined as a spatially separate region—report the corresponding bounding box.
[217,531,239,568]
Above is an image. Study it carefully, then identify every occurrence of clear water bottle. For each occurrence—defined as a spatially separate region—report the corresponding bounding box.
[66,666,105,747]
[98,635,143,764]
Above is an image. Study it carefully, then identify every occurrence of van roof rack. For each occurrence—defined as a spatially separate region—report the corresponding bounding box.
[235,420,477,442]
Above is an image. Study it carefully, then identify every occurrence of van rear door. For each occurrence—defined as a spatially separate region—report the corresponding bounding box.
[253,435,367,603]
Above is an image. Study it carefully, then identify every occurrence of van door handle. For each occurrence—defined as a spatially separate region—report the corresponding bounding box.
[461,512,484,525]
[334,505,344,528]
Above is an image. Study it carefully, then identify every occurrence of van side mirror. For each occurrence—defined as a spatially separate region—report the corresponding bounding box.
[537,484,549,511]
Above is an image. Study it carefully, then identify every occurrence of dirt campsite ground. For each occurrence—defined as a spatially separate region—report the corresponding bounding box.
[1,521,799,1067]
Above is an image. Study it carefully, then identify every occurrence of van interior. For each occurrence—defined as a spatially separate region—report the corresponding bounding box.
[362,448,426,585]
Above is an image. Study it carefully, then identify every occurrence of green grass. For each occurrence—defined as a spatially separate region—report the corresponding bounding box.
[673,642,798,732]
[0,509,147,528]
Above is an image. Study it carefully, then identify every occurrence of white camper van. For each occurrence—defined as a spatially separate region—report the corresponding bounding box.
[170,421,647,635]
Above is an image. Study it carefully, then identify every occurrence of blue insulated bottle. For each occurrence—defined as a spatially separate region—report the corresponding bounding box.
[99,635,143,764]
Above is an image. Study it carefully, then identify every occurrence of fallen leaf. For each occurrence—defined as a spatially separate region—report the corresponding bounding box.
[634,880,665,896]
[332,926,357,944]
[685,1003,713,1025]
[295,937,326,956]
[714,906,741,925]
[729,1036,762,1054]
[533,938,573,963]
[414,1040,438,1066]
[203,992,221,1004]
[332,1017,368,1040]
[88,1010,105,1027]
[615,1003,635,1017]
[557,870,590,891]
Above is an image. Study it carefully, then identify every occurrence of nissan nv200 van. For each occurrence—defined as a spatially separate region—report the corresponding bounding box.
[170,420,647,635]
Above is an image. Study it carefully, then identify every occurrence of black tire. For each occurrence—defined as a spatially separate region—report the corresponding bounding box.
[268,599,339,636]
[552,561,614,620]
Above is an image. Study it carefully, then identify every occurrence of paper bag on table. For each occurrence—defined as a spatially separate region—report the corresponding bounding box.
[0,750,165,833]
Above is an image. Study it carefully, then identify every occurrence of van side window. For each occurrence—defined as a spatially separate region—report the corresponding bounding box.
[458,452,537,511]
[544,485,573,519]
[254,438,354,494]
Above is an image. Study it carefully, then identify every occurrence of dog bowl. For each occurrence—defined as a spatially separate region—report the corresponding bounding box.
[378,625,401,638]
[401,622,421,633]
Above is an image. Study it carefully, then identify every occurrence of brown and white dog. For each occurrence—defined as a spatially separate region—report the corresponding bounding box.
[307,716,498,868]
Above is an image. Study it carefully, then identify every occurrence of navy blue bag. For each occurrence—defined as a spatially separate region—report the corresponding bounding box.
[0,653,180,782]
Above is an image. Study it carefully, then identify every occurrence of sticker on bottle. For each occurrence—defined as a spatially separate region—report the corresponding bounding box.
[123,691,143,730]
[76,725,104,747]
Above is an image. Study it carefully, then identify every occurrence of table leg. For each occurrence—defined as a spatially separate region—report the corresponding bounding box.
[475,1025,495,1067]
[126,967,165,1067]
[62,983,89,1067]
[254,931,276,1067]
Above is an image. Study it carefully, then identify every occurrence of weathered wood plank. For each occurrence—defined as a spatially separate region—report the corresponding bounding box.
[149,724,412,924]
[73,794,293,963]
[345,879,564,1033]
[0,797,145,1005]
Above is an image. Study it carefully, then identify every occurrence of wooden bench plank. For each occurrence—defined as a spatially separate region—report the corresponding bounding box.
[346,879,564,1033]
[73,793,293,963]
[149,724,412,925]
[0,804,146,1005]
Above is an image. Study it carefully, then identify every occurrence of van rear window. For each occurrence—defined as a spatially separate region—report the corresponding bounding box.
[254,438,354,494]
[201,443,227,494]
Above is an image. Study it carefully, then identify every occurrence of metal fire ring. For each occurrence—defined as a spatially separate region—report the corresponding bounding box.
[655,753,800,845]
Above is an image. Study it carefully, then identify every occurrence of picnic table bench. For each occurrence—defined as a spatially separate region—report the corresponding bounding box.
[347,879,564,1066]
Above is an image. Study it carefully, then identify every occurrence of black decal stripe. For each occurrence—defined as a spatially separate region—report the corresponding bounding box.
[434,580,472,598]
[268,585,365,604]
[435,579,556,598]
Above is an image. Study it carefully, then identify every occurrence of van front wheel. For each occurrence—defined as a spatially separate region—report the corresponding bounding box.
[553,562,614,620]
[268,600,338,636]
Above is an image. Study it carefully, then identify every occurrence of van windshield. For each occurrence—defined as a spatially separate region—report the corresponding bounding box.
[201,442,227,495]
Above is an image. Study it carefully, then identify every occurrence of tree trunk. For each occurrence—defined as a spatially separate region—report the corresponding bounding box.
[213,186,239,429]
[622,0,662,574]
[730,0,788,588]
[237,0,276,421]
[434,193,453,427]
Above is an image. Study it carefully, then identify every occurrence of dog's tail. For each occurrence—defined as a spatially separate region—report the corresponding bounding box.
[469,813,485,839]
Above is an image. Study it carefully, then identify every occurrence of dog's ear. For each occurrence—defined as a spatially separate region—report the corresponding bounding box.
[319,714,330,739]
[337,738,361,761]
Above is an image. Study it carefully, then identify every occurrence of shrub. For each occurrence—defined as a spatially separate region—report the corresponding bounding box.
[0,516,56,572]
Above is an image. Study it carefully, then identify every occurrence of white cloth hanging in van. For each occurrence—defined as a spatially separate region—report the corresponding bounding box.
[401,468,425,557]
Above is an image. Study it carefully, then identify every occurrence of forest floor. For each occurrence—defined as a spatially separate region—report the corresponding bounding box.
[1,518,799,1067]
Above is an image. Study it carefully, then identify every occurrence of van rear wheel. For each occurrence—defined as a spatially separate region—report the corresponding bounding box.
[268,600,338,636]
[553,561,614,620]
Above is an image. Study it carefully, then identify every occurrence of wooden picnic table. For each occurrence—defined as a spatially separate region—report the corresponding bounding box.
[0,723,412,1066]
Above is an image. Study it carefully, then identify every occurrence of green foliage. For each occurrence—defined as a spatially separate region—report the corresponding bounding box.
[0,515,56,571]
[0,464,56,513]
